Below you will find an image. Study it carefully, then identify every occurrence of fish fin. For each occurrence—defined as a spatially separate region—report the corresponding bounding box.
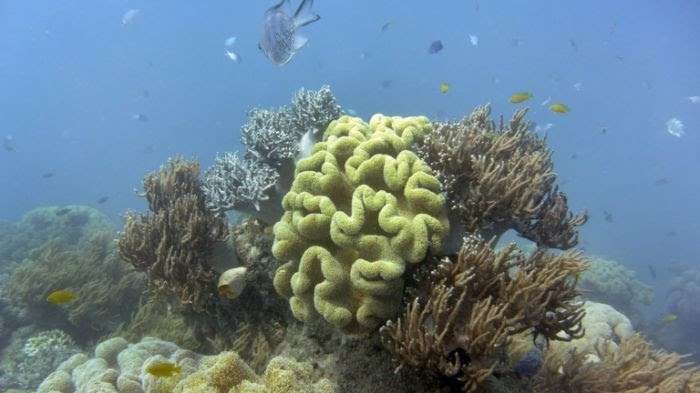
[293,35,309,51]
[294,0,320,28]
[294,0,314,17]
[270,0,288,11]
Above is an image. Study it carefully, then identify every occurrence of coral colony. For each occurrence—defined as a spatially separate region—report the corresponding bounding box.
[1,86,698,392]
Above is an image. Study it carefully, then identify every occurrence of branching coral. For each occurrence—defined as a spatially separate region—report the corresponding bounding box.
[380,235,588,392]
[203,86,343,223]
[418,104,587,249]
[0,329,81,391]
[272,114,449,334]
[534,333,700,393]
[118,156,229,313]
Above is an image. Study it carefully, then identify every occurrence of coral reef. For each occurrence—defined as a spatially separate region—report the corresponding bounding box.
[118,156,229,314]
[6,231,143,343]
[203,86,343,223]
[277,320,448,393]
[0,328,80,391]
[534,333,700,393]
[0,205,116,265]
[272,114,449,334]
[418,104,587,249]
[509,301,634,366]
[579,256,653,322]
[36,336,336,393]
[649,267,700,362]
[667,268,700,327]
[380,235,588,392]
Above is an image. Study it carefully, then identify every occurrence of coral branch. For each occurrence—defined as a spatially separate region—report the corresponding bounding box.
[118,157,228,312]
[418,105,587,249]
[381,235,588,392]
[202,86,342,223]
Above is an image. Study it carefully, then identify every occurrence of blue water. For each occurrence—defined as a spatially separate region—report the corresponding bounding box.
[1,0,698,315]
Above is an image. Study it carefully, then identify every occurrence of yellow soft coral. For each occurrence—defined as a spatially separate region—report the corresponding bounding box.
[272,114,449,334]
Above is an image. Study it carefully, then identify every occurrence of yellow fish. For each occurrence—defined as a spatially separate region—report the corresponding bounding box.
[46,289,77,305]
[549,103,571,113]
[510,92,533,103]
[663,314,678,322]
[145,362,182,377]
[440,82,450,93]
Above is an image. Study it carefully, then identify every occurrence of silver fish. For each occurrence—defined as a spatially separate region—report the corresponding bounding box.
[258,0,320,65]
[122,9,140,26]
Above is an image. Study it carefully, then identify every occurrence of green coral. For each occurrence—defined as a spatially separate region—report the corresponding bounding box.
[272,114,449,334]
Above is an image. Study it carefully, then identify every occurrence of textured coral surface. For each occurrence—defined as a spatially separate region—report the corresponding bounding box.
[272,115,449,334]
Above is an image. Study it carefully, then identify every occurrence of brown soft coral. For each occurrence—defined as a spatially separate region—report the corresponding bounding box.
[535,333,700,393]
[418,105,587,249]
[118,156,229,312]
[380,235,587,392]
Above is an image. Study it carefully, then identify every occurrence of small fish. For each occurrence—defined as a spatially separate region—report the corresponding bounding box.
[145,362,181,377]
[474,0,480,12]
[440,83,450,93]
[224,36,237,47]
[541,96,551,106]
[603,210,614,223]
[570,153,578,160]
[549,103,570,113]
[666,117,684,138]
[688,96,700,104]
[132,113,149,122]
[380,21,393,33]
[663,314,678,323]
[97,196,110,204]
[569,38,578,52]
[573,82,583,91]
[121,9,140,26]
[46,289,77,305]
[600,126,608,134]
[225,50,241,63]
[381,79,392,89]
[258,0,320,65]
[666,230,677,237]
[55,207,71,216]
[345,108,358,116]
[654,178,670,186]
[614,55,625,63]
[648,264,657,280]
[141,89,150,99]
[642,80,652,90]
[428,40,444,54]
[142,144,154,154]
[2,134,14,151]
[510,92,533,103]
[510,38,522,47]
[468,34,479,46]
[41,172,56,179]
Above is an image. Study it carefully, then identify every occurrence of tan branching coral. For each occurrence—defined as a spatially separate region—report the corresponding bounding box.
[418,105,587,249]
[118,156,229,312]
[534,333,700,393]
[380,235,588,392]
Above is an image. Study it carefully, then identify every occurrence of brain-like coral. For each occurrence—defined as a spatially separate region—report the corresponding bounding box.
[272,114,449,334]
[36,336,335,393]
[579,256,653,318]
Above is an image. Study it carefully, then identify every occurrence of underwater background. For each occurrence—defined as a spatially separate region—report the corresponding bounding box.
[1,1,699,392]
